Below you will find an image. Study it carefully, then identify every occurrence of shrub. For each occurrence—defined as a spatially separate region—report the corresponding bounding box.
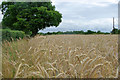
[0,29,25,41]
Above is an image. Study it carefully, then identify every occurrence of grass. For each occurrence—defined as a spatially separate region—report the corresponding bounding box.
[2,34,119,78]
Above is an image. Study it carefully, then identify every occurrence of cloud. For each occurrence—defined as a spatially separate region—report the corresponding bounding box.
[39,17,118,33]
[52,0,119,7]
[39,0,117,33]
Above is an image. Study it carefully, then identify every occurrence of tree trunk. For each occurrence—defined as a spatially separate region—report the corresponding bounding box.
[31,29,38,37]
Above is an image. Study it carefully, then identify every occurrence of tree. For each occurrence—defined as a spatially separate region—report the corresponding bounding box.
[111,28,118,34]
[86,30,96,34]
[1,2,62,36]
[0,22,2,29]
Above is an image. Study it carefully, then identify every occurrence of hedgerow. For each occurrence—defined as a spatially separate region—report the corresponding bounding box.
[0,29,25,41]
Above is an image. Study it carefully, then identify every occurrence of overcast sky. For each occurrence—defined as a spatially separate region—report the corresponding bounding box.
[0,0,119,33]
[40,0,119,33]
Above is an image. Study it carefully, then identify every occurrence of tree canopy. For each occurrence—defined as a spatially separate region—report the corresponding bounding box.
[1,2,62,36]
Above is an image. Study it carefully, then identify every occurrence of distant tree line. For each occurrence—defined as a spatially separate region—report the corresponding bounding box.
[39,30,110,35]
[39,29,120,35]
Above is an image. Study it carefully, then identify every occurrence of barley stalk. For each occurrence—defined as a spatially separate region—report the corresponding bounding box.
[14,63,22,78]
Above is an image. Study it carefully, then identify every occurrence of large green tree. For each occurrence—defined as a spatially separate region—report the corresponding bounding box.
[1,2,62,36]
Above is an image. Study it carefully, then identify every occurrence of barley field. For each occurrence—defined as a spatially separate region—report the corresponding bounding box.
[2,35,119,78]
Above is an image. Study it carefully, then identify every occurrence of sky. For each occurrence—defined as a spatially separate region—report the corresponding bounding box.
[40,0,119,33]
[0,0,119,33]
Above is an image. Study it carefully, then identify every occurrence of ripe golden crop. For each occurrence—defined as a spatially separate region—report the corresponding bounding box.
[2,35,119,78]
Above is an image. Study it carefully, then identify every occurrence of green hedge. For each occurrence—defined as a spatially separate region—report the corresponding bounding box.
[0,29,25,41]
